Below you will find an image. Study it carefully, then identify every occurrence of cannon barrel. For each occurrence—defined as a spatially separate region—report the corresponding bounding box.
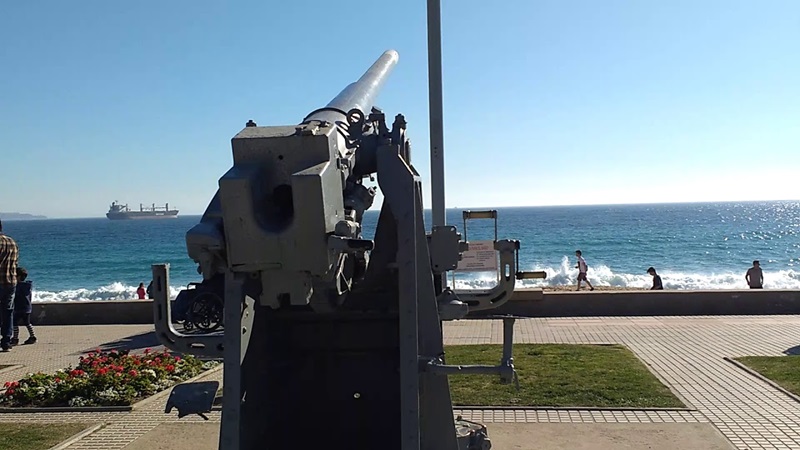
[303,49,399,124]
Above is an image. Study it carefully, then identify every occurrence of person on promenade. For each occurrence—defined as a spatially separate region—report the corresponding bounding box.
[574,250,595,291]
[647,267,664,290]
[0,219,19,352]
[11,267,35,345]
[746,260,763,289]
[136,282,146,299]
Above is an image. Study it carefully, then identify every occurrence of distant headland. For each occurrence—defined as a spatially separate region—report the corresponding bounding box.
[0,212,48,220]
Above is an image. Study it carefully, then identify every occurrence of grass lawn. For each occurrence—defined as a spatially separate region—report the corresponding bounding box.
[0,423,88,450]
[736,355,800,395]
[446,344,685,408]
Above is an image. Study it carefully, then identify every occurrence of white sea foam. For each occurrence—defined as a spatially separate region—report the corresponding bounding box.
[448,256,800,290]
[33,282,184,303]
[31,259,800,303]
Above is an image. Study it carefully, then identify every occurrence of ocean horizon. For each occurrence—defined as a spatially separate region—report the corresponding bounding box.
[1,200,798,302]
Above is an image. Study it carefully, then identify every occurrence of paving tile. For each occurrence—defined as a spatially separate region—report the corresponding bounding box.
[3,317,800,449]
[446,316,800,449]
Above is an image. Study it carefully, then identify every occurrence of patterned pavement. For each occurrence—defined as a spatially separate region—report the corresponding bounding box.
[0,317,799,449]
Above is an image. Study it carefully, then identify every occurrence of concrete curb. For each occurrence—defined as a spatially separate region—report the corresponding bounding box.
[47,423,106,450]
[0,365,23,376]
[0,405,130,413]
[723,357,800,404]
[453,406,697,411]
[0,363,222,414]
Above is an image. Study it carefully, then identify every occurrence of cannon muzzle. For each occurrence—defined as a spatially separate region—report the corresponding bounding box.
[303,49,399,124]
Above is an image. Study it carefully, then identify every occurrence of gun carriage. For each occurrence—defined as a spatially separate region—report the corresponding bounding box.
[151,48,543,450]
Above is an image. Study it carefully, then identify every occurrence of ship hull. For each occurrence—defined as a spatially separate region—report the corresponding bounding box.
[106,211,179,220]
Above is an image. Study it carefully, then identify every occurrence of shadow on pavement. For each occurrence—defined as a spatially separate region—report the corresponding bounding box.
[74,328,223,356]
[783,345,800,355]
[75,331,162,355]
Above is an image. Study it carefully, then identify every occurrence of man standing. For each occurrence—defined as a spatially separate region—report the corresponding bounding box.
[647,267,664,290]
[0,219,19,352]
[746,261,764,289]
[574,250,595,291]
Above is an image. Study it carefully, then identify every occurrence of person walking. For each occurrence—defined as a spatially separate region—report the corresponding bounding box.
[0,219,19,352]
[647,267,664,290]
[11,267,35,345]
[574,250,595,291]
[746,260,764,289]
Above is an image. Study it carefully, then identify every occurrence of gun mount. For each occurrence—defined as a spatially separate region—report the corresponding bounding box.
[152,49,537,450]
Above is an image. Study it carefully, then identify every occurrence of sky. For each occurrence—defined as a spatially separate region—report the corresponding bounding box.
[1,0,798,218]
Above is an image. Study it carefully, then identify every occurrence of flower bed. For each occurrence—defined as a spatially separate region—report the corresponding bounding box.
[0,348,218,408]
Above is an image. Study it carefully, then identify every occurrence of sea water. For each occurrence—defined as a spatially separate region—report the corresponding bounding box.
[3,201,798,302]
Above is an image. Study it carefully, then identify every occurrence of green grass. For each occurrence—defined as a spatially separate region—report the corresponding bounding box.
[736,355,800,395]
[446,344,685,408]
[0,423,88,450]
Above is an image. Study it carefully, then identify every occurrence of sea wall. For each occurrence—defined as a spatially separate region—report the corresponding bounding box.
[469,289,800,318]
[29,289,800,325]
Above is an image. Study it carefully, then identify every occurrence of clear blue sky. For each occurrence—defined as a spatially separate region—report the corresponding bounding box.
[1,1,798,218]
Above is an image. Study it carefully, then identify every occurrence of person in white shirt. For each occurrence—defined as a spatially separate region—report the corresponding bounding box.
[574,250,595,291]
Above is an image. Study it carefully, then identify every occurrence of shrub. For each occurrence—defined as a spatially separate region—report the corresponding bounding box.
[0,348,218,407]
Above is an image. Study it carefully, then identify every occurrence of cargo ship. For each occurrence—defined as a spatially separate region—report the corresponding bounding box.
[106,201,179,220]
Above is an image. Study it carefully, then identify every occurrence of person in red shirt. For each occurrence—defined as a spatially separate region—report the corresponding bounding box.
[136,282,146,299]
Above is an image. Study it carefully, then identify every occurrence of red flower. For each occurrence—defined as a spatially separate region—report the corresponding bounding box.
[128,370,138,377]
[98,368,109,375]
[3,382,9,388]
[166,364,175,372]
[144,348,151,354]
[5,389,14,396]
[55,377,61,383]
[174,356,181,362]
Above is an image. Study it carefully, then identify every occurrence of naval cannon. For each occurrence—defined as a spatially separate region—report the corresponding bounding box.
[151,49,540,450]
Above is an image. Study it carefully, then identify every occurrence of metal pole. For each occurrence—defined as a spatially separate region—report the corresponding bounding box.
[427,0,446,228]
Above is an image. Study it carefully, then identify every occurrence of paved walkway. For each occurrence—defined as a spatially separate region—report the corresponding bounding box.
[0,317,799,449]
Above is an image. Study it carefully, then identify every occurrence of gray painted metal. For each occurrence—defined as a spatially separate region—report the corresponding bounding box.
[305,50,399,125]
[151,264,224,359]
[153,49,533,450]
[427,0,446,229]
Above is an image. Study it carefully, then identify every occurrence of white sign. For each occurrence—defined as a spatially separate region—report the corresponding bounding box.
[456,240,498,272]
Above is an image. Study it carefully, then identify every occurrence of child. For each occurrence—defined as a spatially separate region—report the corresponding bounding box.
[11,267,36,345]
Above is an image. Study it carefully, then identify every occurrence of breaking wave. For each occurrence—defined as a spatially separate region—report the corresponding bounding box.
[449,256,800,290]
[33,282,183,303]
[31,257,800,302]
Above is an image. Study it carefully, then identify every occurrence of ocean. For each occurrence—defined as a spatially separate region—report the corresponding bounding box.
[2,201,799,302]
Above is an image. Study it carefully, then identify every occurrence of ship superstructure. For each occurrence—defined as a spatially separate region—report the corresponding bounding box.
[106,201,179,220]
